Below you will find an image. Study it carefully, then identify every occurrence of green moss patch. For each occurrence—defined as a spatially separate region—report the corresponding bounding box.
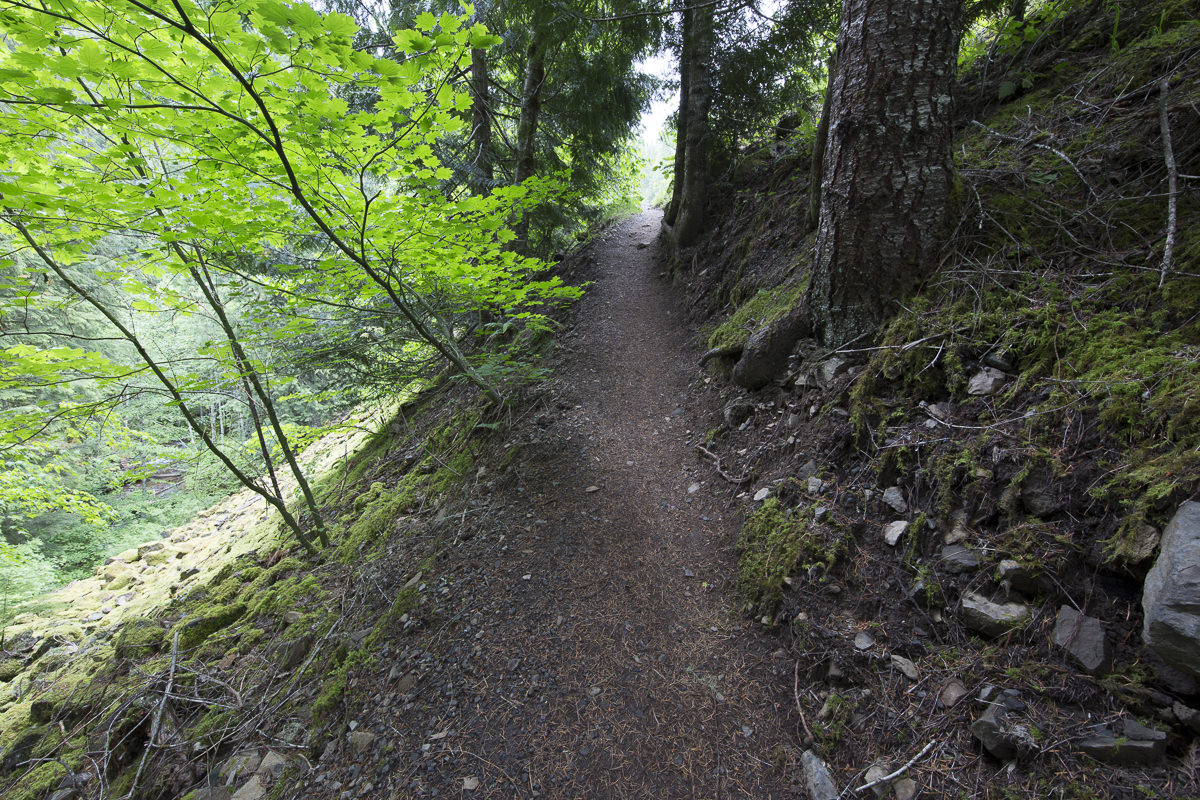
[707,281,807,351]
[737,498,849,615]
[176,602,246,651]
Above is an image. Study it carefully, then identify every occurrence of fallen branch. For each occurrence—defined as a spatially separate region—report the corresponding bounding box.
[1158,76,1178,289]
[695,444,752,485]
[853,740,938,792]
[793,661,815,745]
[128,630,179,798]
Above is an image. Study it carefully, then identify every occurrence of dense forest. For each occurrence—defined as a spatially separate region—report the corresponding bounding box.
[1,0,1198,798]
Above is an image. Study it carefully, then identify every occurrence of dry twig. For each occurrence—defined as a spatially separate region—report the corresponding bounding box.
[1158,76,1178,289]
[852,740,938,793]
[695,444,752,485]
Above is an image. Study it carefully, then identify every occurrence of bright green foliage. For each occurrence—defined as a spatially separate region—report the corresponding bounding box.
[0,0,578,369]
[0,0,583,576]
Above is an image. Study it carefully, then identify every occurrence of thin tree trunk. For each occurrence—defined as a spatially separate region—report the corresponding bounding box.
[9,220,321,555]
[470,47,493,194]
[670,2,714,248]
[805,50,837,233]
[664,5,693,227]
[513,35,547,255]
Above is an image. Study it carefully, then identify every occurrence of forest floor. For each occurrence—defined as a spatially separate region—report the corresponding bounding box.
[303,209,802,798]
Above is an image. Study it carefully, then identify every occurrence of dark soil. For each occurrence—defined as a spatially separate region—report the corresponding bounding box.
[303,210,803,798]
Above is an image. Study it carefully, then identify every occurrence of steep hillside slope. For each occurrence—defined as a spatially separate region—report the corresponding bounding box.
[674,2,1200,797]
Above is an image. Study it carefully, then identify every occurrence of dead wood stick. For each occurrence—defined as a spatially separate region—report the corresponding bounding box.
[853,740,938,792]
[695,444,752,485]
[1158,76,1178,289]
[793,661,815,745]
[129,631,179,798]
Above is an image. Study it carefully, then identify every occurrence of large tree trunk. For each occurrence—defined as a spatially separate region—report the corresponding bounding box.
[513,35,546,254]
[470,47,493,194]
[669,3,714,248]
[733,0,961,388]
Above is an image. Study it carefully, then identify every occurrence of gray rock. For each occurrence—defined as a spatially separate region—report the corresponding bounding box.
[970,704,1013,759]
[938,543,981,574]
[348,731,376,755]
[231,776,266,800]
[863,764,889,798]
[271,634,313,671]
[796,459,818,481]
[1172,702,1200,735]
[883,521,908,546]
[891,654,919,680]
[971,704,1037,761]
[939,679,969,707]
[1052,606,1111,675]
[221,751,261,781]
[893,777,917,800]
[1021,480,1062,517]
[996,559,1048,597]
[819,357,848,385]
[882,486,907,513]
[967,367,1008,396]
[854,631,876,650]
[808,476,829,495]
[982,351,1015,372]
[724,398,755,427]
[1077,723,1165,766]
[961,593,1029,638]
[801,749,838,800]
[1142,501,1200,678]
[257,751,286,779]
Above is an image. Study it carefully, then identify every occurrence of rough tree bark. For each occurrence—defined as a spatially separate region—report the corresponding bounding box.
[470,47,493,194]
[513,35,547,254]
[733,0,962,389]
[804,49,837,233]
[664,5,693,228]
[664,2,713,248]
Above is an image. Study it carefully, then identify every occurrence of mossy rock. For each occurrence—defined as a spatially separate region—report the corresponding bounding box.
[0,657,23,683]
[707,281,807,352]
[177,603,247,651]
[115,619,168,660]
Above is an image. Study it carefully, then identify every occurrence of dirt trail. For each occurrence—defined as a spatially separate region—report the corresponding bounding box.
[312,211,799,798]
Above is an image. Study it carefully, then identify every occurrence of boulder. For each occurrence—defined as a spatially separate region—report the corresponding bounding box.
[1052,606,1111,675]
[1142,501,1200,678]
[961,593,1029,638]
